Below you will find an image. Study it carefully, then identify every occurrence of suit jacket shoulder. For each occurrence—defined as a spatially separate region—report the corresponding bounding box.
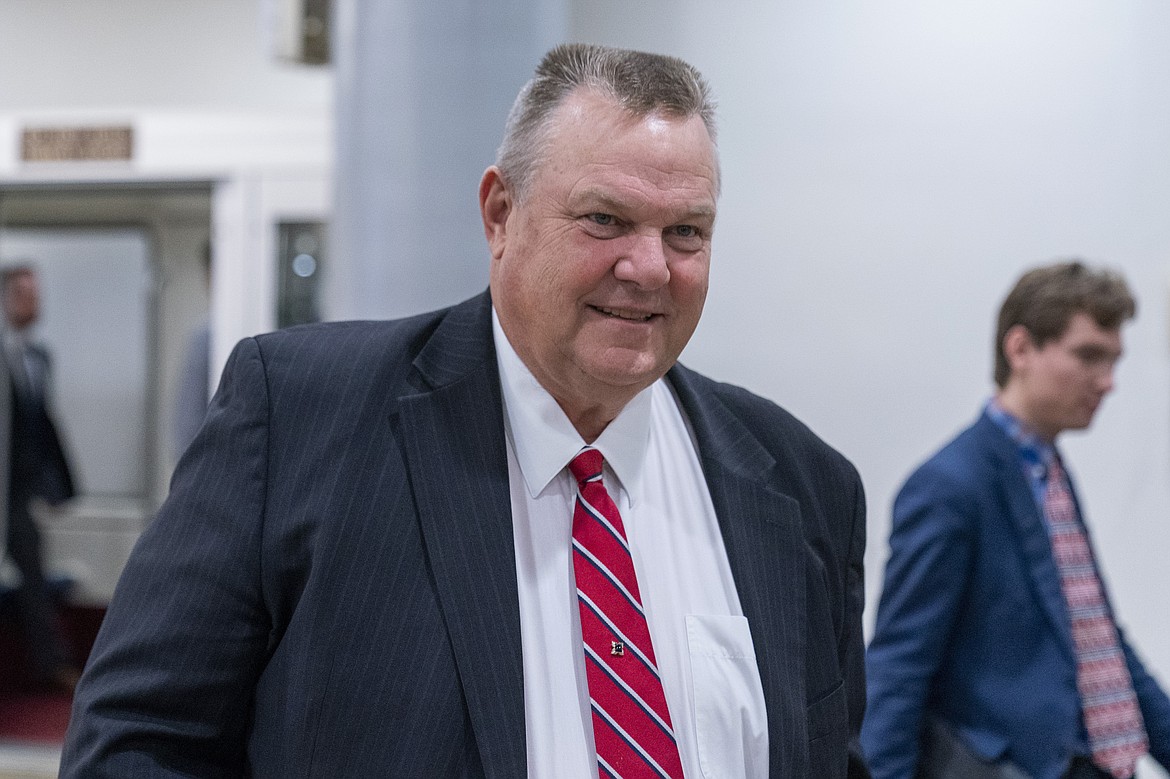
[902,415,1008,498]
[668,364,861,485]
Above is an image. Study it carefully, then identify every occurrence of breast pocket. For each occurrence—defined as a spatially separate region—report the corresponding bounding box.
[807,680,848,776]
[686,615,768,779]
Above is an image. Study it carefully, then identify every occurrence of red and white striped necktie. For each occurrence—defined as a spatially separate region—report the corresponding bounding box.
[1043,456,1147,779]
[570,448,684,779]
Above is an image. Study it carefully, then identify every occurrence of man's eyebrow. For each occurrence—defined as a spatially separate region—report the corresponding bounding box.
[572,190,627,212]
[674,203,717,221]
[1075,344,1122,356]
[572,189,717,221]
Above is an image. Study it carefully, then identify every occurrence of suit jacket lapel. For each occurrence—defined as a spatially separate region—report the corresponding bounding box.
[397,293,527,778]
[668,366,809,776]
[981,417,1075,659]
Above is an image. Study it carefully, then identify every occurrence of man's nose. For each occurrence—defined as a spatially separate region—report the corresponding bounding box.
[614,233,670,289]
[1098,366,1115,394]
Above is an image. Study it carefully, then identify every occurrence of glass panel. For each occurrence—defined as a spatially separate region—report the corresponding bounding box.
[0,227,152,499]
[276,220,326,328]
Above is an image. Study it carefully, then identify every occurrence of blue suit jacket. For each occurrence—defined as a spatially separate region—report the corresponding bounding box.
[862,412,1170,779]
[60,293,869,778]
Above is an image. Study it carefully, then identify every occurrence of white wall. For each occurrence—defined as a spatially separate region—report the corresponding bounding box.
[573,0,1170,708]
[0,0,330,112]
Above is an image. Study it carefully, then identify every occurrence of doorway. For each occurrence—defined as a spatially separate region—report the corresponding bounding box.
[0,182,212,603]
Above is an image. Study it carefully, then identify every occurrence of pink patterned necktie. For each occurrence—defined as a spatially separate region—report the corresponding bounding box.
[1043,456,1147,779]
[569,448,684,779]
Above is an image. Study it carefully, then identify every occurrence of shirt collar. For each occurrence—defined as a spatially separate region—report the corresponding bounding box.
[492,307,652,502]
[986,397,1056,471]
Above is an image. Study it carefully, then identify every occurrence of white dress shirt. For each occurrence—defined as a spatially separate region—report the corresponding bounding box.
[492,311,768,779]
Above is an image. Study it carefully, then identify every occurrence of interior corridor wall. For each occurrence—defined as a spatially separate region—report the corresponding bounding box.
[0,0,330,111]
[325,0,568,321]
[569,0,1170,735]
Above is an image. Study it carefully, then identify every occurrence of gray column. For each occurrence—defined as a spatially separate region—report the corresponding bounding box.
[326,0,566,321]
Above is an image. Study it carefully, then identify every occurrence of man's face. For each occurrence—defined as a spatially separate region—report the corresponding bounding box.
[3,271,40,330]
[483,89,718,425]
[1008,311,1123,438]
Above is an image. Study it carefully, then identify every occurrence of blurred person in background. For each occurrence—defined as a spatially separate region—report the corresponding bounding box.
[0,262,78,692]
[863,261,1170,779]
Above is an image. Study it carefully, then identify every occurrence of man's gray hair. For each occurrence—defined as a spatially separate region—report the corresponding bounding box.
[496,43,719,201]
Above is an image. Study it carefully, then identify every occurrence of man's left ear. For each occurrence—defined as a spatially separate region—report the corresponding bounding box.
[479,167,512,261]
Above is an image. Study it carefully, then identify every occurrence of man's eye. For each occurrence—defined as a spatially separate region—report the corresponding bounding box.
[1073,348,1118,370]
[666,225,705,249]
[588,213,616,226]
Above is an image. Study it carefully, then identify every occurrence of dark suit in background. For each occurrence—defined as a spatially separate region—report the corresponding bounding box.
[3,334,76,682]
[0,262,77,689]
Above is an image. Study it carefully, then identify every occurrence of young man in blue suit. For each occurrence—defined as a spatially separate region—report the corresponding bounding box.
[863,261,1170,779]
[61,44,869,777]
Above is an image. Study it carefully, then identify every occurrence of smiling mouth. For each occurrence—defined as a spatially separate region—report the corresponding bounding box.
[591,305,656,322]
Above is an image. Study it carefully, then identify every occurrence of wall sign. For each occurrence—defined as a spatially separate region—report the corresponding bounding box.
[21,126,134,162]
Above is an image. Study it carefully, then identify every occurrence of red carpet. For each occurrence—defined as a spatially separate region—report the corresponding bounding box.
[0,693,73,743]
[0,602,105,745]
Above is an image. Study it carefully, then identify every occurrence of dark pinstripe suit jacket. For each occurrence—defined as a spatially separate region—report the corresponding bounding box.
[60,292,868,778]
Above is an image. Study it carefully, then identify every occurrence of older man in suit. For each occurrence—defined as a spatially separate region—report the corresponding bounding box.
[61,44,868,777]
[863,261,1170,779]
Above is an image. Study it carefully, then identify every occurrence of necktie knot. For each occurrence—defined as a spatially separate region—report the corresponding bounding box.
[1046,452,1064,481]
[569,447,604,487]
